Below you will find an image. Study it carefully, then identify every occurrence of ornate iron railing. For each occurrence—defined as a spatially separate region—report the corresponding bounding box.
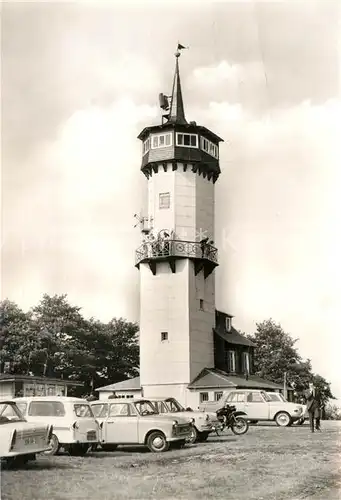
[135,239,218,266]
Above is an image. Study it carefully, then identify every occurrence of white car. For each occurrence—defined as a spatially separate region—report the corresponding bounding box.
[13,396,99,456]
[199,389,304,427]
[266,392,307,425]
[0,400,52,468]
[148,397,219,443]
[90,398,192,452]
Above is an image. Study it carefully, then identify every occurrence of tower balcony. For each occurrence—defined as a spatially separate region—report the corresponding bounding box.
[135,239,218,277]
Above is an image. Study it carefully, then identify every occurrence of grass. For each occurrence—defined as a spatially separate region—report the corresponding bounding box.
[1,421,340,500]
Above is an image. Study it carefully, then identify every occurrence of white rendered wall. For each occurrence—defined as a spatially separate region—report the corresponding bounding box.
[140,166,216,400]
[147,165,214,242]
[139,262,215,388]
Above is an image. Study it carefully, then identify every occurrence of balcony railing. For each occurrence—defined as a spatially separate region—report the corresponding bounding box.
[135,239,218,267]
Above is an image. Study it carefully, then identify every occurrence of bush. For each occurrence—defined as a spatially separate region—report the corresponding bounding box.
[324,404,341,420]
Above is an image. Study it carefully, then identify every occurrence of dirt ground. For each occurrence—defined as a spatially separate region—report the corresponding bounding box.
[1,421,340,500]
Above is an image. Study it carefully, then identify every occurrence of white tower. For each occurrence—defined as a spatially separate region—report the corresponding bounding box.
[136,48,223,407]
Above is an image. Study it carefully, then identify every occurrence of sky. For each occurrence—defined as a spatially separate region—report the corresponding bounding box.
[2,1,341,397]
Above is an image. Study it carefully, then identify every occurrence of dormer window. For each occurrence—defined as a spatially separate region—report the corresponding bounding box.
[201,137,219,159]
[176,133,198,148]
[151,133,172,149]
[225,316,231,332]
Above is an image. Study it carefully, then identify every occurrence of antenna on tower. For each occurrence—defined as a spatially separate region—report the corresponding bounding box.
[159,93,170,111]
[159,93,171,125]
[133,213,153,234]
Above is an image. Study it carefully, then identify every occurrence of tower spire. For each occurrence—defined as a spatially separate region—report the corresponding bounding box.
[167,46,187,125]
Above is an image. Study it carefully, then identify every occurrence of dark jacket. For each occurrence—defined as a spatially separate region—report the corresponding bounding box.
[304,388,321,417]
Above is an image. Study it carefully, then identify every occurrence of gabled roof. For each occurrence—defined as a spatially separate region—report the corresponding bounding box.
[188,368,284,390]
[95,376,141,392]
[214,326,255,347]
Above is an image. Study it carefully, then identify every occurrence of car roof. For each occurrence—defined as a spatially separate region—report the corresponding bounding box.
[145,397,176,401]
[12,396,89,403]
[91,398,151,404]
[0,400,17,405]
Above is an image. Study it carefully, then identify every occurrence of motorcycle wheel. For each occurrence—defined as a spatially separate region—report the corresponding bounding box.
[231,416,249,435]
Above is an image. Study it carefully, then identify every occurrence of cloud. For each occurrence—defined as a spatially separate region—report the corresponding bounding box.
[2,97,159,321]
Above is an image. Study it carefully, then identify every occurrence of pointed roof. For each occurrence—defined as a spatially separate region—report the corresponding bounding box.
[95,376,141,392]
[214,326,256,347]
[167,52,187,125]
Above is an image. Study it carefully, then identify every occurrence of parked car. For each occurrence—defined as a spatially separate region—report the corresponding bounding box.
[90,398,192,452]
[147,396,218,443]
[13,396,99,456]
[266,392,307,425]
[0,400,52,467]
[199,389,304,427]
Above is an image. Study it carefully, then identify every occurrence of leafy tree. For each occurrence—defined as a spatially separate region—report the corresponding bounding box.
[247,318,335,405]
[0,295,139,397]
[0,300,40,374]
[324,403,341,420]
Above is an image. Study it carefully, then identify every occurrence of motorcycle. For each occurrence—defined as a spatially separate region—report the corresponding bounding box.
[214,404,249,436]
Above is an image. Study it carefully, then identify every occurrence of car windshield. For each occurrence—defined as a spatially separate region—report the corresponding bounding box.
[0,402,26,424]
[74,404,94,418]
[164,398,185,412]
[134,401,157,416]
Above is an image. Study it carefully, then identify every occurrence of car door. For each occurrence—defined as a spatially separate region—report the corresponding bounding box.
[244,392,267,420]
[104,403,138,444]
[91,403,109,441]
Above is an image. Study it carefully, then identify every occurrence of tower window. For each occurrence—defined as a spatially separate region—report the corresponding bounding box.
[199,299,204,311]
[159,192,170,209]
[176,133,198,148]
[151,133,172,149]
[142,137,151,155]
[161,332,168,342]
[201,136,219,159]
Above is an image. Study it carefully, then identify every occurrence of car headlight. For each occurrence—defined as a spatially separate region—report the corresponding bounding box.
[294,407,302,414]
[172,420,178,426]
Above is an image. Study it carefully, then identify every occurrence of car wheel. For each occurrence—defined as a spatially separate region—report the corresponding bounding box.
[231,417,249,435]
[275,412,292,427]
[186,426,199,444]
[198,431,210,442]
[43,434,60,456]
[147,431,169,453]
[69,444,90,456]
[101,444,118,452]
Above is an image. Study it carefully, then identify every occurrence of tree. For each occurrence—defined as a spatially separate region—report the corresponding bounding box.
[247,319,301,384]
[30,294,89,378]
[247,318,335,405]
[0,300,40,374]
[0,295,140,397]
[66,317,139,395]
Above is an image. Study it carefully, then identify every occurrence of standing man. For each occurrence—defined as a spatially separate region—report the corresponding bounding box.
[305,382,321,433]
